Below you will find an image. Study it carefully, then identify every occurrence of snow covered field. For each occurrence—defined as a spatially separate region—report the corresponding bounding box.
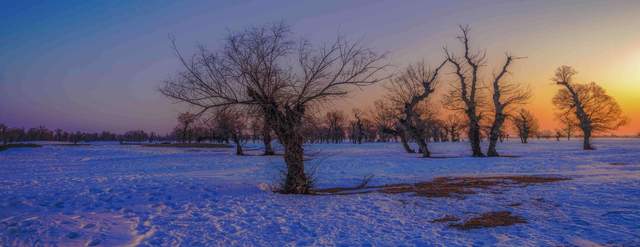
[1,139,639,246]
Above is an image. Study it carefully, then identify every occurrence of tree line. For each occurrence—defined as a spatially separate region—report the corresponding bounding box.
[0,124,173,144]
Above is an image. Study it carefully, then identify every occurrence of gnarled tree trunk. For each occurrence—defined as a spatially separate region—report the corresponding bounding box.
[401,119,430,157]
[266,105,310,194]
[396,127,415,154]
[468,115,484,157]
[487,114,505,156]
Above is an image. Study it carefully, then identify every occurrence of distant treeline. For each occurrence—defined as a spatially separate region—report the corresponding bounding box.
[0,124,172,144]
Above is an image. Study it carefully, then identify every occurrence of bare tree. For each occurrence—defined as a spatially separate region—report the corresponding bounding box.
[443,26,486,157]
[160,23,386,194]
[557,112,578,140]
[486,55,531,156]
[177,112,197,143]
[350,109,365,144]
[213,108,247,155]
[248,112,275,155]
[387,61,446,157]
[369,99,415,152]
[325,110,346,144]
[552,66,626,150]
[512,109,538,144]
[443,114,464,142]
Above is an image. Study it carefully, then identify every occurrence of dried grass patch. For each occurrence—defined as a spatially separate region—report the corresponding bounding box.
[313,175,570,198]
[450,211,526,230]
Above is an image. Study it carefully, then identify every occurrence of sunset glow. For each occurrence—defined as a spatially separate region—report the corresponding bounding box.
[1,0,638,135]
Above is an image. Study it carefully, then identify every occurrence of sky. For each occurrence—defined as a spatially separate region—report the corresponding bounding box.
[1,0,639,135]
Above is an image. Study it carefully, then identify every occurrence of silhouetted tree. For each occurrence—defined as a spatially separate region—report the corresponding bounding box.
[213,108,247,155]
[387,61,446,157]
[486,55,531,156]
[177,112,197,143]
[443,114,464,142]
[552,66,626,150]
[557,112,578,140]
[512,109,538,144]
[443,26,486,157]
[325,111,346,144]
[160,23,386,194]
[350,109,366,144]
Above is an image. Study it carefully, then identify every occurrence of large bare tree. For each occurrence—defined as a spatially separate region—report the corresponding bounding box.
[552,65,626,150]
[443,26,486,157]
[486,55,531,156]
[387,61,446,157]
[161,23,386,194]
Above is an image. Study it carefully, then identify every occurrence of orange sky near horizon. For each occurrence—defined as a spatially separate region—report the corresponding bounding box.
[335,3,640,136]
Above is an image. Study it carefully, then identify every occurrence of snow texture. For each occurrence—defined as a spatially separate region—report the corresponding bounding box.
[1,139,639,246]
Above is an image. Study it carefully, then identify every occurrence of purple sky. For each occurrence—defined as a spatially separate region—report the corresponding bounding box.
[2,1,638,134]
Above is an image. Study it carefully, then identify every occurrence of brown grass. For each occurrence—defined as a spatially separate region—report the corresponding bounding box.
[313,175,570,198]
[450,211,526,230]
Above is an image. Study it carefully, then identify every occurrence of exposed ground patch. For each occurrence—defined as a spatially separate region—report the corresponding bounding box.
[313,175,570,198]
[450,211,527,230]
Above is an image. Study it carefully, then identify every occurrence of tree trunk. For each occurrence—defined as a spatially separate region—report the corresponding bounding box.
[262,120,275,155]
[232,134,244,156]
[564,83,593,150]
[265,105,311,194]
[487,115,505,157]
[280,131,309,194]
[403,124,430,157]
[468,119,485,157]
[235,142,244,155]
[582,127,593,150]
[417,138,430,157]
[398,130,415,153]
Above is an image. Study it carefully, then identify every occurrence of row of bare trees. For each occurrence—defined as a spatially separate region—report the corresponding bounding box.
[0,123,170,144]
[378,26,531,157]
[160,23,627,194]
